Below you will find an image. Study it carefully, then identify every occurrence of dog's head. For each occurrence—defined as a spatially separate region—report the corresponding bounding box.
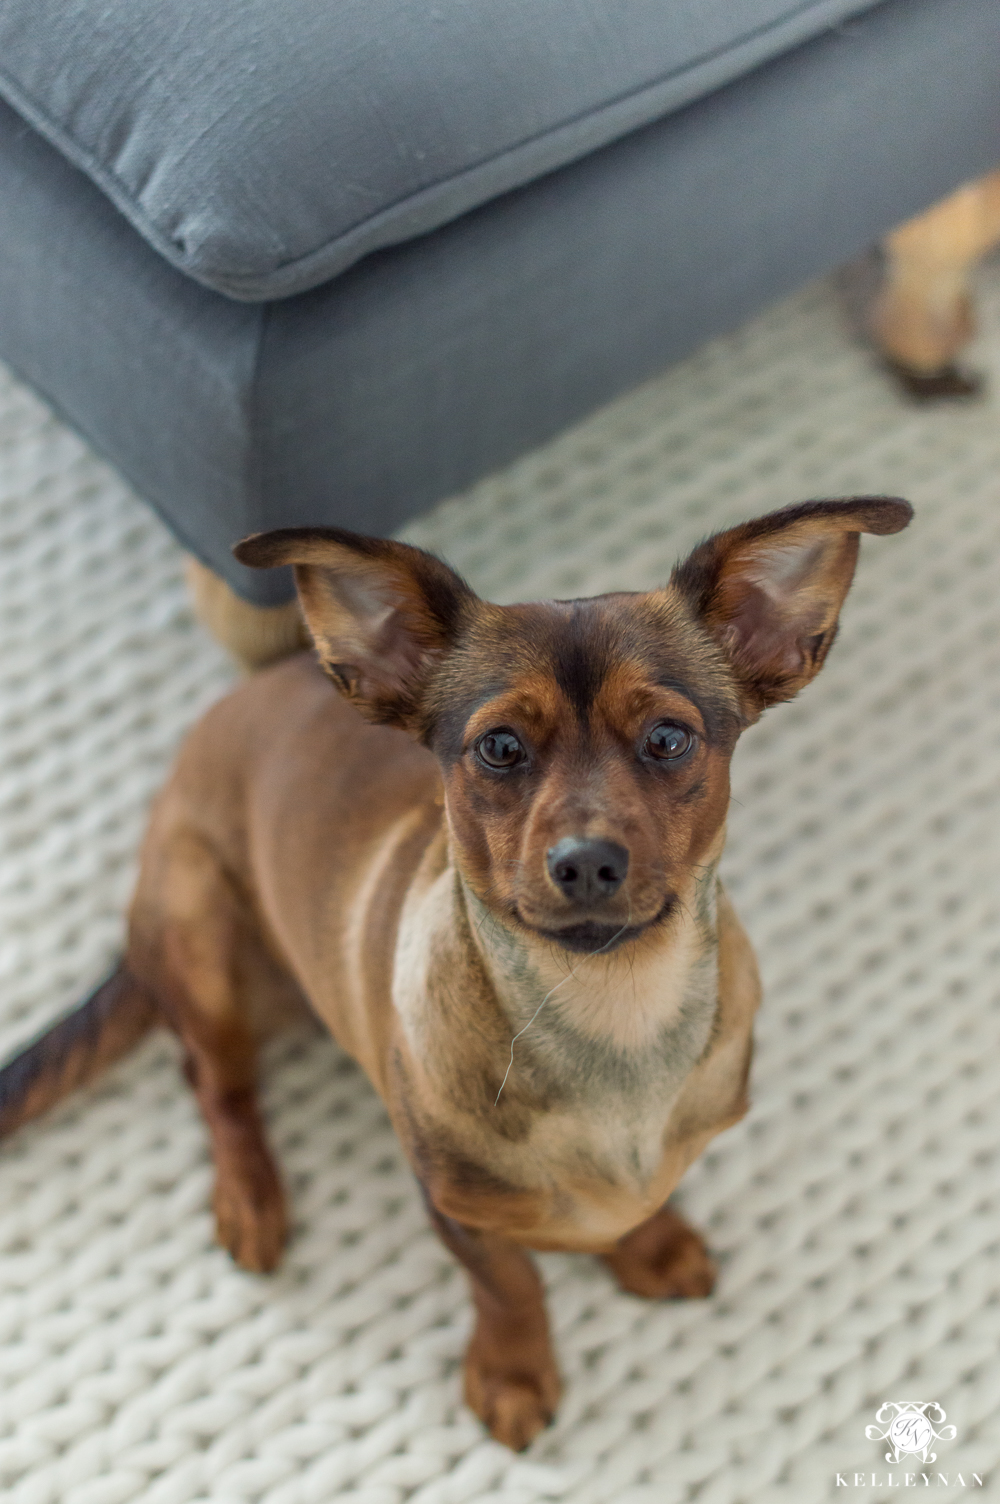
[235,498,911,954]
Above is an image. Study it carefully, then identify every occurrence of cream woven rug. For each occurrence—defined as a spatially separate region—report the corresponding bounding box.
[2,262,999,1504]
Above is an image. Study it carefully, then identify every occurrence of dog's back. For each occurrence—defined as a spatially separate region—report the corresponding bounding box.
[128,651,446,1080]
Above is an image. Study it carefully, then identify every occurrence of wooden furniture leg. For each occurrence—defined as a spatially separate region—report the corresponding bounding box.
[184,555,308,672]
[872,169,1000,398]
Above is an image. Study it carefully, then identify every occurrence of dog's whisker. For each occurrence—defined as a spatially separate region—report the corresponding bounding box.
[494,903,633,1105]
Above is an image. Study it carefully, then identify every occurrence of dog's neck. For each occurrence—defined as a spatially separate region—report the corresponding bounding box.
[459,860,720,1057]
[392,822,727,1127]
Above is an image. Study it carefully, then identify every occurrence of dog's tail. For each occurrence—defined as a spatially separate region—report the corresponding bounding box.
[0,963,159,1139]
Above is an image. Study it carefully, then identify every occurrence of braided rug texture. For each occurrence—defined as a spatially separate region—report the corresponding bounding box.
[2,262,999,1504]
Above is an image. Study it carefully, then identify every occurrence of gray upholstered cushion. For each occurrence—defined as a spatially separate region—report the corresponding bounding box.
[3,0,997,601]
[0,0,884,301]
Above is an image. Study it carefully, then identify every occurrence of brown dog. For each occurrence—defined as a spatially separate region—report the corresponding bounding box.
[0,497,911,1450]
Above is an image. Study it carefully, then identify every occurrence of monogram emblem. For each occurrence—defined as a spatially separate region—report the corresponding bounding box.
[866,1402,957,1464]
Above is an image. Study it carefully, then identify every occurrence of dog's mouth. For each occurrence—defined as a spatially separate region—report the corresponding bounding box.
[517,896,676,955]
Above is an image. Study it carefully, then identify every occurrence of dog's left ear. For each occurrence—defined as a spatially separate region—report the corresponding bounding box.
[233,527,476,728]
[673,497,912,709]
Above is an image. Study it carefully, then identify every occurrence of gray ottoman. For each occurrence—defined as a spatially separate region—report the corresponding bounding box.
[0,0,998,605]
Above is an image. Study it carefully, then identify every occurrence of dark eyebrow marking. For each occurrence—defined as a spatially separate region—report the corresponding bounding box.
[653,675,715,724]
[430,676,512,762]
[656,676,700,701]
[646,638,745,742]
[653,674,734,744]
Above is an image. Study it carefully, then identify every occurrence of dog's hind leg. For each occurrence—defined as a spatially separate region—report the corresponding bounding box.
[422,1195,560,1451]
[130,830,288,1273]
[600,1203,716,1301]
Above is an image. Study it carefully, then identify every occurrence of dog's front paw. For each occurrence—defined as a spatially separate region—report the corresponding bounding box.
[464,1326,561,1451]
[213,1161,288,1274]
[601,1204,716,1301]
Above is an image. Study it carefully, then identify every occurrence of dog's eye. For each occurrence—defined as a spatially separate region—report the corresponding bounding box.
[475,729,525,769]
[643,722,694,761]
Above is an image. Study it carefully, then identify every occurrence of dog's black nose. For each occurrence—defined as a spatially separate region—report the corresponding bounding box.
[546,837,629,904]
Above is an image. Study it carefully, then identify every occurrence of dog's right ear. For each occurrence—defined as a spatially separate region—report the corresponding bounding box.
[233,527,476,729]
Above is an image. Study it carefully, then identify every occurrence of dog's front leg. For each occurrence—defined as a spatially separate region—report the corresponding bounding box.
[600,1202,716,1301]
[423,1194,559,1451]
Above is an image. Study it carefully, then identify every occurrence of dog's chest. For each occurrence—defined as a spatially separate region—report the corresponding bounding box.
[515,948,719,1193]
[480,971,719,1247]
[394,877,720,1240]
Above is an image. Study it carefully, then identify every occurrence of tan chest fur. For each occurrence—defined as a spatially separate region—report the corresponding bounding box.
[388,850,759,1251]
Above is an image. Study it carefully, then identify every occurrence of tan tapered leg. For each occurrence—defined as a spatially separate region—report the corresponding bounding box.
[872,170,1000,396]
[184,555,308,672]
